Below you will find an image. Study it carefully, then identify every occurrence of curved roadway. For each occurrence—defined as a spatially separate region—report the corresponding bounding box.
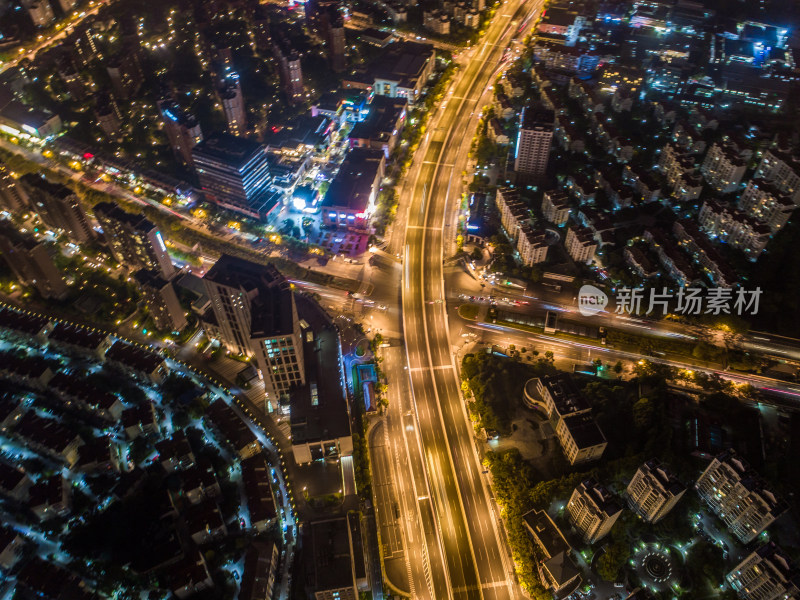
[400,0,545,598]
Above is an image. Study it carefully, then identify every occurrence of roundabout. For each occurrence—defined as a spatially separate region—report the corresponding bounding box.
[632,543,681,592]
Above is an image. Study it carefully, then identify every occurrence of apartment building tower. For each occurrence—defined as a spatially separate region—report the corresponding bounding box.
[133,269,188,333]
[202,255,305,407]
[626,459,686,523]
[20,174,93,243]
[0,223,68,299]
[726,543,800,600]
[515,103,555,182]
[566,478,622,544]
[696,450,787,544]
[158,100,204,166]
[93,202,175,278]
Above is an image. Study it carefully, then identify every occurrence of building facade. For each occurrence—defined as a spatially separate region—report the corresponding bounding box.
[696,450,787,544]
[567,478,622,544]
[626,459,686,523]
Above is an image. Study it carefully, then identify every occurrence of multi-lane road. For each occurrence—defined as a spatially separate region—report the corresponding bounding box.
[398,0,545,598]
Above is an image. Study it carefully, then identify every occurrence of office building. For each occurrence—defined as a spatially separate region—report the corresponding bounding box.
[626,459,686,523]
[219,75,247,136]
[754,149,800,204]
[94,202,175,278]
[158,100,203,166]
[567,478,622,544]
[0,160,27,212]
[0,223,68,299]
[348,96,407,157]
[20,174,93,243]
[192,134,273,219]
[515,103,555,182]
[726,543,800,600]
[133,269,188,332]
[738,180,795,233]
[23,0,54,27]
[696,450,788,543]
[203,255,305,407]
[542,190,571,225]
[700,142,747,194]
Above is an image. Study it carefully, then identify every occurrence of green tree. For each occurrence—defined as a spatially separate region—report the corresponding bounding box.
[596,541,630,581]
[632,397,653,429]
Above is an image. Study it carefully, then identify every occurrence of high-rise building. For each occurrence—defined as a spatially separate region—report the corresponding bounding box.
[515,103,555,182]
[219,75,247,136]
[158,100,203,166]
[566,478,622,544]
[106,50,143,100]
[726,543,800,600]
[133,269,187,332]
[252,5,272,52]
[69,24,101,67]
[202,255,305,407]
[93,202,175,278]
[696,450,787,544]
[542,190,571,225]
[700,142,747,194]
[192,134,272,218]
[95,93,122,137]
[565,226,597,264]
[0,160,28,213]
[626,459,686,523]
[0,223,68,299]
[738,180,795,233]
[327,15,346,72]
[272,34,304,104]
[56,0,77,13]
[754,149,800,204]
[20,174,93,243]
[23,0,54,27]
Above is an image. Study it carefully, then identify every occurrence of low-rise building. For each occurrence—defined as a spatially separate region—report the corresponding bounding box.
[105,341,169,384]
[28,475,71,521]
[0,526,25,570]
[239,542,279,600]
[522,510,582,595]
[47,323,113,360]
[321,148,385,231]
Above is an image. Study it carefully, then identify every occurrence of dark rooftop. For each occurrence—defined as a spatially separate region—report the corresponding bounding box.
[192,133,265,168]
